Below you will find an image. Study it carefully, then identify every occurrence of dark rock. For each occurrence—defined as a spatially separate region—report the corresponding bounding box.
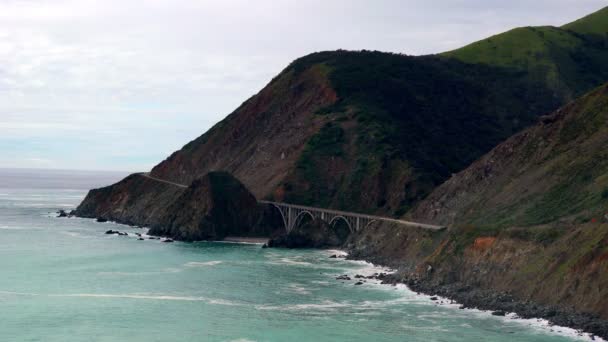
[336,275,351,281]
[354,274,365,278]
[138,237,144,240]
[329,254,337,258]
[149,172,266,242]
[118,232,128,236]
[96,217,108,223]
[430,296,438,301]
[394,274,608,340]
[261,244,268,249]
[355,281,364,285]
[105,230,117,234]
[57,210,68,217]
[163,238,174,243]
[267,217,348,248]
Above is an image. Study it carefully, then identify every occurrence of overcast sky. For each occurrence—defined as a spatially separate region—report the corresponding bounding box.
[1,0,606,171]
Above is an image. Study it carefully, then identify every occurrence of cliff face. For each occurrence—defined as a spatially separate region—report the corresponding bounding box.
[75,173,183,226]
[151,65,337,198]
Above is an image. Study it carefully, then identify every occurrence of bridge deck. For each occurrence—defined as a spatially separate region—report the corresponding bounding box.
[259,200,446,231]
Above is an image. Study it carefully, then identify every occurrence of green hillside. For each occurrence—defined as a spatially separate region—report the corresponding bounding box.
[411,83,608,230]
[279,51,561,214]
[443,6,608,101]
[563,6,608,35]
[405,84,608,323]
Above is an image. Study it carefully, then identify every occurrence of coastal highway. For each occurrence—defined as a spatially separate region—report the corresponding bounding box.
[137,172,188,189]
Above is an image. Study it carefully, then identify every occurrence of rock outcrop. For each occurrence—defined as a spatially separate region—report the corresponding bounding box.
[149,172,268,241]
[76,171,282,241]
[267,217,349,248]
[75,173,184,227]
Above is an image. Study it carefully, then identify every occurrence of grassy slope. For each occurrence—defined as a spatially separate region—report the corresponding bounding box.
[396,85,608,322]
[563,6,608,35]
[443,6,608,101]
[411,83,608,241]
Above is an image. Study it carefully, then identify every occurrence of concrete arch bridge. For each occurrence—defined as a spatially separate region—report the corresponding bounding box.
[259,200,445,234]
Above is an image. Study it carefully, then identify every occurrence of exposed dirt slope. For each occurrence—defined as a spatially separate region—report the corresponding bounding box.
[151,65,337,198]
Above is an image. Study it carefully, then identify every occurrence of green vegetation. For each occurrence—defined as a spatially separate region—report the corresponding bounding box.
[444,7,608,100]
[414,81,608,244]
[288,122,346,206]
[287,47,573,214]
[283,8,608,215]
[301,122,345,158]
[562,6,608,36]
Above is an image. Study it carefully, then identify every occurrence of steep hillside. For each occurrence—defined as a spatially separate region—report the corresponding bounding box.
[151,52,562,216]
[443,6,608,101]
[563,6,608,35]
[410,83,608,229]
[345,84,608,330]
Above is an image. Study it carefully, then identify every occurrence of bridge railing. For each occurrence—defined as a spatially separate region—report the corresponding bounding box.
[259,200,446,231]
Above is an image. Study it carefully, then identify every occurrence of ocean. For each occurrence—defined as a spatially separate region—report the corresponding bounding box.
[0,169,598,341]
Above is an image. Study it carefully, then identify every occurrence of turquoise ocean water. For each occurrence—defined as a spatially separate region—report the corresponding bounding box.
[0,169,598,341]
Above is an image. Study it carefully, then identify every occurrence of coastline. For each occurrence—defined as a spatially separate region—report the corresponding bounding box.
[328,249,607,342]
[343,251,608,341]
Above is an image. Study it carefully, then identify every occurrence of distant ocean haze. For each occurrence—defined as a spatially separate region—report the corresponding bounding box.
[0,168,128,190]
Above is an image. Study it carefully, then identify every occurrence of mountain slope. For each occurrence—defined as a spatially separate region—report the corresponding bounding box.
[563,6,608,35]
[151,51,561,216]
[410,83,608,229]
[443,6,608,101]
[347,85,608,327]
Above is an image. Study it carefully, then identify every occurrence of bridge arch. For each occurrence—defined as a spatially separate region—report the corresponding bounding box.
[363,219,377,230]
[329,215,353,233]
[292,210,314,231]
[265,203,289,233]
[328,215,353,242]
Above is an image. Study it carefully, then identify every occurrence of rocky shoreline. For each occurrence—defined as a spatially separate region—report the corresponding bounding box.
[344,256,608,340]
